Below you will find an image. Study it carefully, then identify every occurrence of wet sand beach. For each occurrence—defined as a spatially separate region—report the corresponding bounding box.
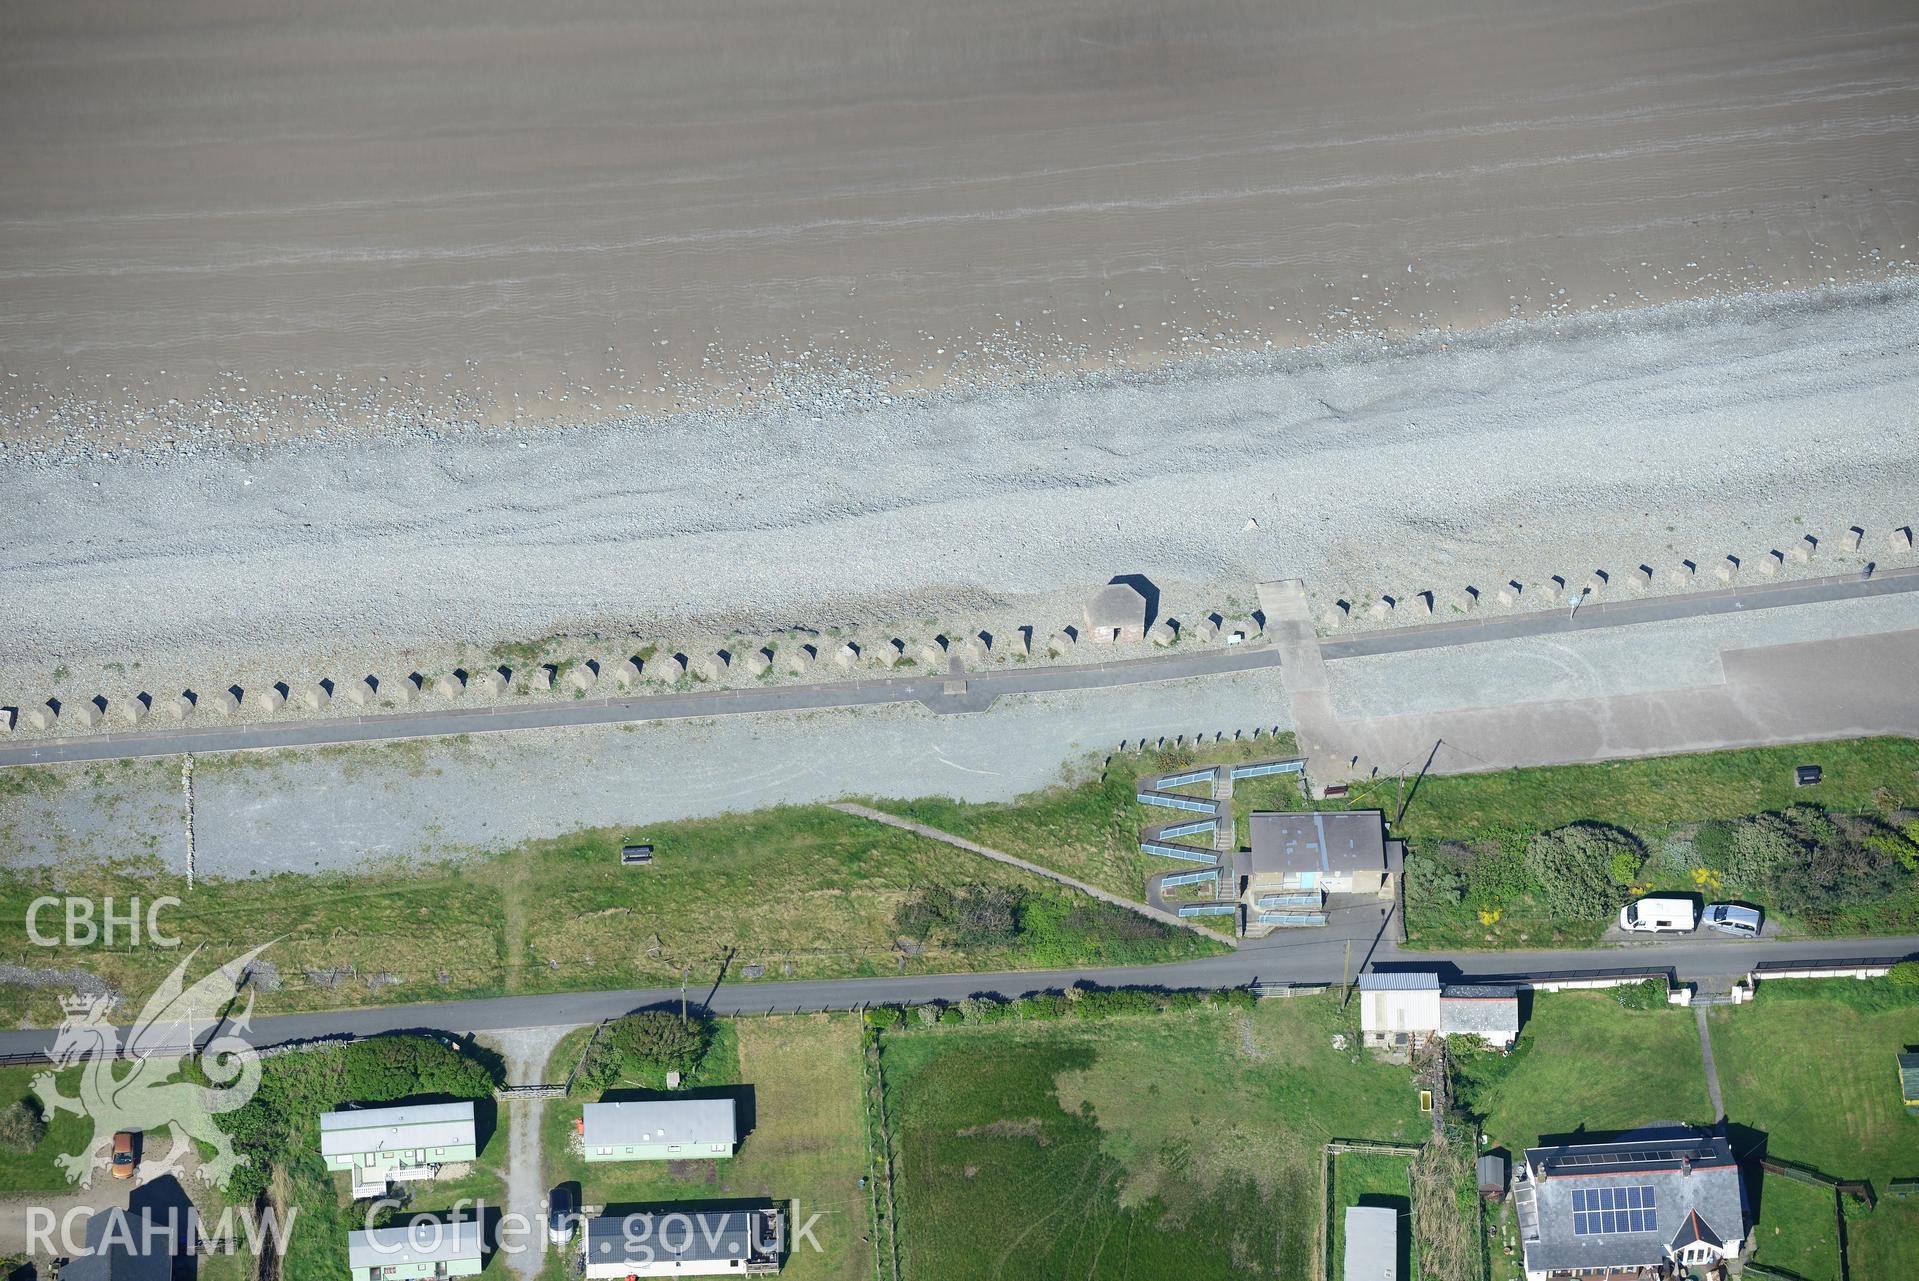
[3,0,1917,446]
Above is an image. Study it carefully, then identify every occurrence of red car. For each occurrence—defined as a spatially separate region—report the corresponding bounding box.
[111,1131,137,1179]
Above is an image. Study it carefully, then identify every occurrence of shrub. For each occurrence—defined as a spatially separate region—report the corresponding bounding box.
[1611,979,1669,1011]
[1446,1034,1528,1119]
[1646,836,1696,881]
[1465,835,1535,907]
[1524,824,1639,917]
[1693,821,1736,870]
[1608,849,1643,887]
[1889,961,1919,987]
[915,1004,940,1026]
[0,1099,47,1154]
[575,1010,713,1093]
[1405,853,1466,908]
[1719,814,1807,900]
[1863,831,1919,873]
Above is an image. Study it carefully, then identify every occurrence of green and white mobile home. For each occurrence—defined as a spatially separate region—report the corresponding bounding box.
[346,1220,484,1280]
[580,1098,738,1162]
[321,1101,478,1195]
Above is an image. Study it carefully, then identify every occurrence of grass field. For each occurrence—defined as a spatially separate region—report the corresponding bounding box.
[1380,738,1919,842]
[543,1015,872,1281]
[1330,1150,1418,1281]
[1472,992,1713,1156]
[1847,1196,1919,1279]
[1746,1173,1842,1281]
[880,994,1422,1280]
[1709,979,1919,1279]
[1709,983,1919,1187]
[0,804,1218,1026]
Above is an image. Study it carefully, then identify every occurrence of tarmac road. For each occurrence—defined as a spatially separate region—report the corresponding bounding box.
[5,566,1914,770]
[3,929,1910,1062]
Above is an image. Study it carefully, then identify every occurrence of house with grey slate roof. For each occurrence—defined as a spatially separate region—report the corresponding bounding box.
[1512,1127,1747,1280]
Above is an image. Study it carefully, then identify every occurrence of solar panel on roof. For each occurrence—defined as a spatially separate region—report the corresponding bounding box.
[1570,1186,1657,1235]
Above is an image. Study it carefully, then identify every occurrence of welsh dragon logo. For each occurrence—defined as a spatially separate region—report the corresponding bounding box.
[33,943,271,1188]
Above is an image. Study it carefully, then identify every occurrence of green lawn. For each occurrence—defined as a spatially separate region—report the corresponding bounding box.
[544,1015,873,1281]
[881,993,1422,1280]
[1474,992,1714,1156]
[1709,982,1919,1187]
[1746,1173,1842,1281]
[0,804,1218,1026]
[1330,1151,1417,1281]
[0,1065,87,1193]
[1847,1196,1919,1279]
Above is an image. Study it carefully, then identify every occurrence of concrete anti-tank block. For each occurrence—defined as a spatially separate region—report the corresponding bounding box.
[1496,581,1520,607]
[1892,526,1913,552]
[1670,562,1695,587]
[1839,527,1863,553]
[1715,555,1738,583]
[1629,566,1652,591]
[1787,534,1815,564]
[1757,550,1782,576]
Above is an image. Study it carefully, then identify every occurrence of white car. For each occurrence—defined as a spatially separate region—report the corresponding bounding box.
[1618,896,1698,934]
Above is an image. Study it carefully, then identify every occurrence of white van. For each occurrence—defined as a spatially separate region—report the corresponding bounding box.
[1618,896,1698,934]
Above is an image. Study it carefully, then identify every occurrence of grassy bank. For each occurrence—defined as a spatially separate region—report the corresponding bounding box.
[880,992,1422,1280]
[873,735,1302,899]
[0,804,1220,1026]
[1384,737,1919,948]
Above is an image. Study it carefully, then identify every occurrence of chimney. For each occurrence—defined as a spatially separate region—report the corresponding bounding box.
[1681,1155,1692,1177]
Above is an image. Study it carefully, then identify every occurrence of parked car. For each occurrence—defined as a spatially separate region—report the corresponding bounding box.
[1704,903,1763,937]
[111,1131,137,1179]
[1618,896,1698,935]
[547,1184,576,1245]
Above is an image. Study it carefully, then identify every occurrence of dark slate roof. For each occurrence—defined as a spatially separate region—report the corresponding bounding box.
[584,1211,777,1266]
[1248,811,1389,877]
[1670,1209,1724,1251]
[1440,985,1521,1036]
[1520,1130,1746,1276]
[62,1211,173,1281]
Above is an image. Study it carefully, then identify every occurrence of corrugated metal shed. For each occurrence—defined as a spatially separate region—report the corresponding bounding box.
[1358,971,1440,992]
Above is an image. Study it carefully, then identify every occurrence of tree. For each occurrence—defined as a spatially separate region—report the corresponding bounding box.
[1523,824,1639,917]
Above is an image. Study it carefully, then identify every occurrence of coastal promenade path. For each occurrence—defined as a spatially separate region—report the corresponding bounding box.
[5,566,1915,770]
